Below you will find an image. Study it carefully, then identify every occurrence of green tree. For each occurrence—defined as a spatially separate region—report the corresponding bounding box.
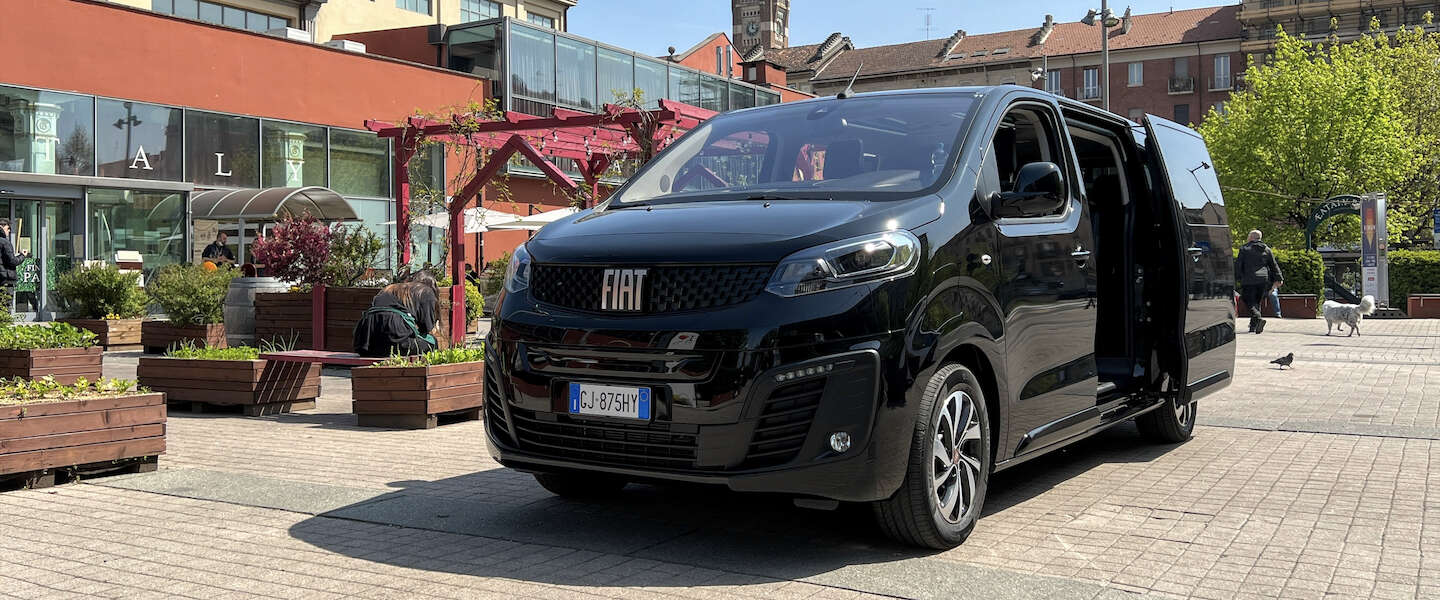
[1199,24,1416,249]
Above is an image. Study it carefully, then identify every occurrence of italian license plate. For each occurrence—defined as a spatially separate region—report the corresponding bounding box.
[568,383,651,421]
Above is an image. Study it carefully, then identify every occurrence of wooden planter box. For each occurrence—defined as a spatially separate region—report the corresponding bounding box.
[0,347,103,384]
[57,318,143,350]
[137,357,321,415]
[141,322,227,354]
[351,361,484,429]
[255,286,455,352]
[0,393,165,489]
[1278,294,1319,319]
[253,291,313,349]
[1410,294,1440,319]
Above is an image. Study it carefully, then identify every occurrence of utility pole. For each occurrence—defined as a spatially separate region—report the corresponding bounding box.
[1101,0,1110,110]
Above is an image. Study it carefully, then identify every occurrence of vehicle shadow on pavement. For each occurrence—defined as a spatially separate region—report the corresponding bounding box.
[286,423,1180,587]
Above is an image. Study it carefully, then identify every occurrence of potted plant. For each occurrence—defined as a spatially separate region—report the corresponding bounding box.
[0,323,101,384]
[55,264,147,349]
[142,263,238,353]
[351,346,484,429]
[251,215,387,351]
[136,344,321,416]
[0,377,164,489]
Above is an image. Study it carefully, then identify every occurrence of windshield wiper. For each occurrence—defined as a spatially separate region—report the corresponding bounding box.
[745,193,828,201]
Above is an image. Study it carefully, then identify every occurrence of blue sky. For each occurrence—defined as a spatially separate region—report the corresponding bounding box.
[569,1,1233,57]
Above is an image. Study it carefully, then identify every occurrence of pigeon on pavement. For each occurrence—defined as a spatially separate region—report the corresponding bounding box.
[1270,353,1294,369]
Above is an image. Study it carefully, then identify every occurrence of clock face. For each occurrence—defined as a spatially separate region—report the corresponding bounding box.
[746,22,759,35]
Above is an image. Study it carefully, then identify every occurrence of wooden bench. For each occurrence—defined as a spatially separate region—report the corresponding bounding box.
[259,350,385,367]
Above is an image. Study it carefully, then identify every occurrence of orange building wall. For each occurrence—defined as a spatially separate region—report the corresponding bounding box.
[0,0,484,130]
[334,26,442,67]
[673,34,744,78]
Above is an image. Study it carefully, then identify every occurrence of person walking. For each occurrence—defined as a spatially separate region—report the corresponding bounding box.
[1235,229,1283,334]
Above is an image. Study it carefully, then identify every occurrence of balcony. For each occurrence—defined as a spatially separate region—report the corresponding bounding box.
[1077,86,1101,101]
[1169,76,1195,94]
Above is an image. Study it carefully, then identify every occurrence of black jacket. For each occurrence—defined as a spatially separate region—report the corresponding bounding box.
[1234,241,1283,287]
[0,236,19,284]
[352,289,438,358]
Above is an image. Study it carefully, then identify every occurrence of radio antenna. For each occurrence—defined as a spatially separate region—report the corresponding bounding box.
[837,63,863,99]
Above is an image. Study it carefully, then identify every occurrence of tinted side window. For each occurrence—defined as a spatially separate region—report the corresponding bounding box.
[1147,117,1227,226]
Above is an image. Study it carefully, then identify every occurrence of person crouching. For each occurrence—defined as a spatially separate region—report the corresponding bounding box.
[354,272,440,357]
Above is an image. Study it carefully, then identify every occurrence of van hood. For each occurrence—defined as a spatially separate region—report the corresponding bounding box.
[523,198,941,264]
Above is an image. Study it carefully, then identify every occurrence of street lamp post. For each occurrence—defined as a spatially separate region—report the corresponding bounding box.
[1081,2,1126,111]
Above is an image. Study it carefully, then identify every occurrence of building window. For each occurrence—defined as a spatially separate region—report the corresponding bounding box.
[527,13,556,29]
[1213,54,1232,90]
[97,99,183,181]
[396,0,431,15]
[715,46,724,75]
[1081,67,1100,99]
[184,110,260,187]
[460,0,501,21]
[261,121,327,188]
[1174,57,1189,78]
[1128,108,1144,122]
[725,46,733,78]
[330,129,391,198]
[86,189,185,272]
[153,0,288,32]
[1045,69,1061,94]
[0,85,95,176]
[1127,62,1143,87]
[1173,104,1190,124]
[1213,101,1228,115]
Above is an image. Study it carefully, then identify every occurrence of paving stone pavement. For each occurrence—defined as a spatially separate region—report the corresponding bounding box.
[0,319,1435,599]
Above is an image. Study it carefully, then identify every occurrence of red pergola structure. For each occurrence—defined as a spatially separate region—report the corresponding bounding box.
[365,99,716,344]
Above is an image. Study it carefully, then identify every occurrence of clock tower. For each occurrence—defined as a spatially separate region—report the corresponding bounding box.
[733,0,789,52]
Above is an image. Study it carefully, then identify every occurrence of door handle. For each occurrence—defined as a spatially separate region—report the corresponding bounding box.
[1187,247,1205,262]
[1070,249,1091,268]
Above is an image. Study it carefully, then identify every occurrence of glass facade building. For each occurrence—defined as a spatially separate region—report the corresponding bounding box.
[445,18,780,117]
[0,82,424,316]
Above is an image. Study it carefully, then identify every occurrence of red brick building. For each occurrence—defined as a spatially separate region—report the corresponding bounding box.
[755,5,1243,126]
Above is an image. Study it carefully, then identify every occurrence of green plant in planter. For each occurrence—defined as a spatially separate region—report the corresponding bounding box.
[164,344,261,361]
[465,279,484,322]
[482,252,510,296]
[323,224,386,288]
[54,264,146,319]
[0,376,141,406]
[0,323,97,350]
[147,264,240,326]
[373,345,485,367]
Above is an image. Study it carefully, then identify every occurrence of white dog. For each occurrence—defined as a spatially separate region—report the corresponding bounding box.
[1323,295,1376,337]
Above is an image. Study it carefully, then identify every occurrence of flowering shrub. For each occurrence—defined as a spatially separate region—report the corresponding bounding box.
[250,213,332,288]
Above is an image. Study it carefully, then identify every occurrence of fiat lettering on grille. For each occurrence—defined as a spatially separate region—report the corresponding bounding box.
[600,268,646,311]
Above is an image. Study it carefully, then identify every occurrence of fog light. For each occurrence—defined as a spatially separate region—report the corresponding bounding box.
[829,431,852,453]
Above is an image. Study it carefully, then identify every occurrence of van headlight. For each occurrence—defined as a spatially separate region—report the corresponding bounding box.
[765,230,920,297]
[504,243,532,293]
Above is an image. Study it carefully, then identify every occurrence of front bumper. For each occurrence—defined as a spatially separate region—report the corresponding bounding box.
[484,335,914,503]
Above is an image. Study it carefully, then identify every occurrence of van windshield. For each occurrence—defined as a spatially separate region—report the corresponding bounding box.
[612,93,977,204]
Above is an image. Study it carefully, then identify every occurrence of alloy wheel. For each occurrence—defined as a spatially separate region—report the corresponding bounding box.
[932,390,983,524]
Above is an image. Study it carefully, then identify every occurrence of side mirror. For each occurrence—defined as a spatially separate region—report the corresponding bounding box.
[992,162,1066,218]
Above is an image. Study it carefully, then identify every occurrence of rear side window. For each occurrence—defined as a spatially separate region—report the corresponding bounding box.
[1146,118,1227,225]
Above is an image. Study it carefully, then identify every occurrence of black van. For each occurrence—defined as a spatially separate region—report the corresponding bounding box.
[484,85,1235,549]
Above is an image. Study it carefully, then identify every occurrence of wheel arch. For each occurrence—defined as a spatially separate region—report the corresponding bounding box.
[941,343,1003,464]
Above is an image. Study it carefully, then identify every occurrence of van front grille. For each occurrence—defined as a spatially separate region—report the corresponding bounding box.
[530,264,773,313]
[510,408,701,470]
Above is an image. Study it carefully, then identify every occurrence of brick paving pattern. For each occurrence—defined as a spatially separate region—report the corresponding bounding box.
[0,317,1434,599]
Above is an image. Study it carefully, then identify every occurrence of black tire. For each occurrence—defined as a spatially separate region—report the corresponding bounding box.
[1136,375,1195,443]
[873,363,991,549]
[533,472,628,498]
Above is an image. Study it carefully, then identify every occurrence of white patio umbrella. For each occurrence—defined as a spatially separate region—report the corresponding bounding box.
[486,207,581,231]
[384,207,522,233]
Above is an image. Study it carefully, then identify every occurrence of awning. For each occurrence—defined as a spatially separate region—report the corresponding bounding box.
[189,186,359,222]
[486,206,580,231]
[382,207,523,233]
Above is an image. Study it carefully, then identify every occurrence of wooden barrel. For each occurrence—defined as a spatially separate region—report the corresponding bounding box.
[224,277,288,348]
